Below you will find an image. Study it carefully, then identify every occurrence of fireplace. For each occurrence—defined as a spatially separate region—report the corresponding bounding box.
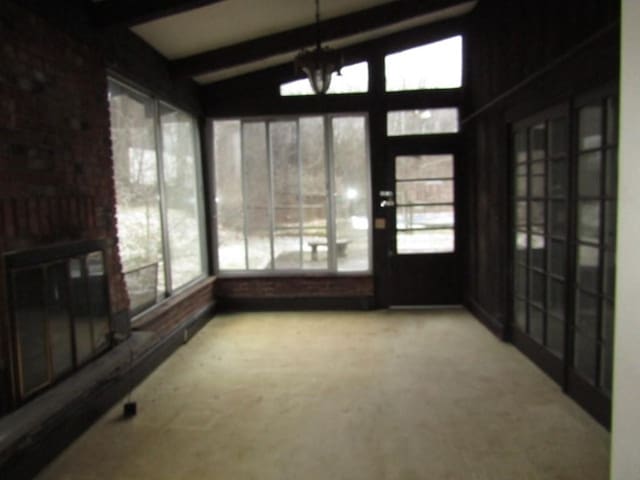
[2,240,113,410]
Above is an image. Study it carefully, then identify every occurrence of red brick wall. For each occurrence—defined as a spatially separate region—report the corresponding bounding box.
[217,276,374,299]
[133,278,216,337]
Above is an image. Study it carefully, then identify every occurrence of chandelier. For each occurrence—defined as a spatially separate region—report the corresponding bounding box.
[294,0,342,94]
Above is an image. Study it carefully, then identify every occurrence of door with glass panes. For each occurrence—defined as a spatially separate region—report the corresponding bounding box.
[384,146,460,305]
[511,88,618,425]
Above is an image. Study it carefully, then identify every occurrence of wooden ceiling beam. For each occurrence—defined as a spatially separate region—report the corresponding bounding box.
[90,0,227,28]
[170,0,469,78]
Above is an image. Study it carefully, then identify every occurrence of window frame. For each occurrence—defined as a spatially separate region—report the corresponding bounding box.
[211,112,373,277]
[107,76,209,317]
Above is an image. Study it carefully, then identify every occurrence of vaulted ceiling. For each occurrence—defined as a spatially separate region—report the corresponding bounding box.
[89,0,477,85]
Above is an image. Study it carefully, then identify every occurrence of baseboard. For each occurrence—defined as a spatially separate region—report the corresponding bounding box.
[0,302,215,480]
[217,296,375,311]
[465,298,506,340]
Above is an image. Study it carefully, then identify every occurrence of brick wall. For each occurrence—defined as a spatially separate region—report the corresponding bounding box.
[217,276,374,299]
[0,1,128,312]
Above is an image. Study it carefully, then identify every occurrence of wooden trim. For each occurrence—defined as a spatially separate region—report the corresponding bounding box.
[567,370,611,428]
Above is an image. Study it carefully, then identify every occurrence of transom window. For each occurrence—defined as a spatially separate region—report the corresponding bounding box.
[387,108,459,136]
[280,61,369,96]
[385,35,462,92]
[212,115,371,273]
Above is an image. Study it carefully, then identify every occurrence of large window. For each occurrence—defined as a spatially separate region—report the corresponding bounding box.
[213,115,370,273]
[108,79,207,315]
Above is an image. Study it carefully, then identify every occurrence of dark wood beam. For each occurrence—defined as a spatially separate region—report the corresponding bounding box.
[90,0,227,28]
[171,0,470,77]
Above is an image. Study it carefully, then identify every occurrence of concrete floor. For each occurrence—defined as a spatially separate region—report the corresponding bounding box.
[36,309,610,480]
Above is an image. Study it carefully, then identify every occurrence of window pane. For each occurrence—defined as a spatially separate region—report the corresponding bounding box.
[300,117,329,270]
[69,258,93,364]
[243,122,272,270]
[529,305,544,343]
[396,229,454,254]
[578,201,601,243]
[515,232,528,265]
[108,80,164,305]
[46,262,74,377]
[547,315,564,358]
[396,180,453,205]
[549,239,566,278]
[579,105,602,150]
[574,331,597,384]
[530,201,545,233]
[395,155,453,180]
[548,200,567,238]
[387,109,458,136]
[530,172,545,197]
[577,245,600,292]
[575,291,599,339]
[515,201,527,229]
[529,124,546,161]
[385,36,462,91]
[549,117,567,157]
[13,268,49,395]
[515,264,527,296]
[529,234,546,271]
[214,121,246,270]
[397,205,454,230]
[515,175,527,197]
[529,270,545,307]
[578,152,602,197]
[270,121,302,270]
[514,131,527,164]
[333,116,370,271]
[548,278,565,319]
[280,61,368,96]
[601,300,614,342]
[86,252,110,352]
[161,106,206,287]
[549,158,568,198]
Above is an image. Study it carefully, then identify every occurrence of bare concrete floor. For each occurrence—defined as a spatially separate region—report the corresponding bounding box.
[37,309,610,480]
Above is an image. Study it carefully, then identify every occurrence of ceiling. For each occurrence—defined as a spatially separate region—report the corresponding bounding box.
[90,0,477,85]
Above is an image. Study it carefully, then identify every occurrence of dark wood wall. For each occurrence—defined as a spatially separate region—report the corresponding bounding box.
[463,0,620,335]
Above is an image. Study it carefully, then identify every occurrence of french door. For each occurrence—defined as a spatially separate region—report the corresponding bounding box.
[511,87,618,426]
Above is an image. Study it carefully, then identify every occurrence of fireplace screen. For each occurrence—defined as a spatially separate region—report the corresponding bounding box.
[7,244,112,403]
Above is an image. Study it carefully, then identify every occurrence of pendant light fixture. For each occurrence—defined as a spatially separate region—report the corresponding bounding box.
[294,0,342,94]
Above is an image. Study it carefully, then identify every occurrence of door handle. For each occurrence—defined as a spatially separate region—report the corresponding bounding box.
[380,199,395,208]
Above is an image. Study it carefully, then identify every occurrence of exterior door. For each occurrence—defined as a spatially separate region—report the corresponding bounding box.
[380,147,461,305]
